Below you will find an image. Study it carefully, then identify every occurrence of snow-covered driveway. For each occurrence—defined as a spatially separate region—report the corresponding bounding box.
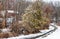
[36,23,60,39]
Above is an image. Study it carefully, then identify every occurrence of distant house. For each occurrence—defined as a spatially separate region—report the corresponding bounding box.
[6,10,17,18]
[0,10,18,28]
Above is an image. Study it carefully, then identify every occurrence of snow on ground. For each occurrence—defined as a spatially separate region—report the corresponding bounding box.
[6,23,59,39]
[1,28,11,33]
[36,23,60,39]
[0,23,58,39]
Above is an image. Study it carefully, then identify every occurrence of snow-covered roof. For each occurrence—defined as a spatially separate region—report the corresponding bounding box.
[7,10,18,14]
[7,10,14,13]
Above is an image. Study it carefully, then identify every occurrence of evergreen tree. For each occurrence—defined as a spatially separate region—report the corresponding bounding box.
[22,1,50,31]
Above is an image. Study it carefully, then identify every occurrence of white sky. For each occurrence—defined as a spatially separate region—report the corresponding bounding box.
[43,0,60,2]
[28,0,60,2]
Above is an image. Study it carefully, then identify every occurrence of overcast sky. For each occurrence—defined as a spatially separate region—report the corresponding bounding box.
[43,0,60,2]
[27,0,60,2]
